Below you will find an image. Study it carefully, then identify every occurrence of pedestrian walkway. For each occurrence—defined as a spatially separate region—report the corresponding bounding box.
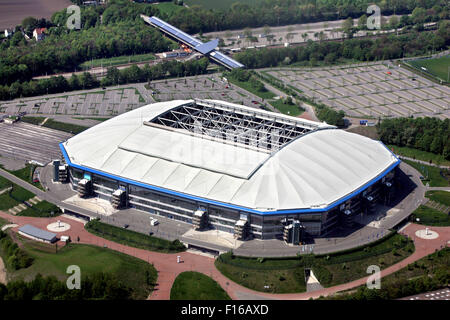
[0,210,447,300]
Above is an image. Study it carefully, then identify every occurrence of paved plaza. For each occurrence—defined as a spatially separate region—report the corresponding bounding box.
[262,62,450,119]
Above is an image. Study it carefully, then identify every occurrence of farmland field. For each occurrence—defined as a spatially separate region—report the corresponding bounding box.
[408,55,450,82]
[0,0,72,29]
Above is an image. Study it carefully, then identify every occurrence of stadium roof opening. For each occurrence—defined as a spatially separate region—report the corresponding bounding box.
[141,15,244,70]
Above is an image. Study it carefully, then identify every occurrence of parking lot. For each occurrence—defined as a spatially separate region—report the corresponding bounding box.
[148,74,274,111]
[0,87,146,117]
[262,62,450,119]
[0,122,72,164]
[0,74,275,118]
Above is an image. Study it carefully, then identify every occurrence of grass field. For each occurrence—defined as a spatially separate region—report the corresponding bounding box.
[85,219,186,253]
[3,241,157,300]
[6,164,44,190]
[0,217,8,228]
[216,233,414,293]
[389,145,450,167]
[72,117,111,122]
[185,0,263,10]
[426,190,450,207]
[80,53,156,69]
[269,99,303,116]
[22,117,88,135]
[155,2,185,15]
[228,78,276,100]
[408,55,450,82]
[0,175,60,217]
[412,205,450,226]
[170,271,231,300]
[403,159,449,187]
[18,200,61,218]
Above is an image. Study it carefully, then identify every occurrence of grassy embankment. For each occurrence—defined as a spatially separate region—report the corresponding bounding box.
[216,232,414,293]
[170,271,231,300]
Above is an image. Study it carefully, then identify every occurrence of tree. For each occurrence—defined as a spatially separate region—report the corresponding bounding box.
[358,14,368,30]
[342,17,354,39]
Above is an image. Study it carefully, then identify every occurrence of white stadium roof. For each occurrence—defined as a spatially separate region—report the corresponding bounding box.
[61,100,399,213]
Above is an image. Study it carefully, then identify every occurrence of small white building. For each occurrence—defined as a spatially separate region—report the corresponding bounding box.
[4,28,14,38]
[33,28,47,41]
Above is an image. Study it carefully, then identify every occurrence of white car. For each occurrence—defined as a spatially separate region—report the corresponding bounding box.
[150,218,159,226]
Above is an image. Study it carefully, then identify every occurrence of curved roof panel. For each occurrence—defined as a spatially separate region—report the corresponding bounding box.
[62,100,399,211]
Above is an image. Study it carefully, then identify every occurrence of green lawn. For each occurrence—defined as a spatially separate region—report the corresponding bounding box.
[43,119,88,135]
[426,190,450,207]
[0,217,8,228]
[269,99,303,116]
[408,55,450,82]
[72,117,111,122]
[85,219,186,253]
[403,159,449,187]
[0,175,12,190]
[170,271,231,300]
[6,164,44,190]
[18,200,61,218]
[3,241,157,300]
[0,175,59,217]
[21,117,88,134]
[228,78,276,100]
[155,2,185,15]
[20,116,45,126]
[216,233,414,293]
[325,248,449,300]
[80,53,156,69]
[389,145,450,167]
[411,205,450,226]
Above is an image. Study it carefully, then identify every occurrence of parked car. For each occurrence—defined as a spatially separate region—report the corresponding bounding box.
[123,224,129,229]
[150,218,159,226]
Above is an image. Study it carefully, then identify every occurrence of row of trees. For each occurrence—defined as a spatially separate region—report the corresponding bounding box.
[378,117,450,159]
[0,20,173,86]
[0,58,209,101]
[234,23,449,68]
[0,273,133,300]
[165,0,448,34]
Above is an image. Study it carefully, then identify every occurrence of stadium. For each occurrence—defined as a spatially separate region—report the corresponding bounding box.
[59,99,400,242]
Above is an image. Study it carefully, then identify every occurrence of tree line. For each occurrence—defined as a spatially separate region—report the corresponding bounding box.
[234,23,449,69]
[0,58,209,101]
[0,273,134,300]
[165,0,447,34]
[378,117,450,160]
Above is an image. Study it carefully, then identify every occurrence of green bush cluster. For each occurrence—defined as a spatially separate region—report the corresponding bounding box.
[85,219,186,253]
[0,231,34,270]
